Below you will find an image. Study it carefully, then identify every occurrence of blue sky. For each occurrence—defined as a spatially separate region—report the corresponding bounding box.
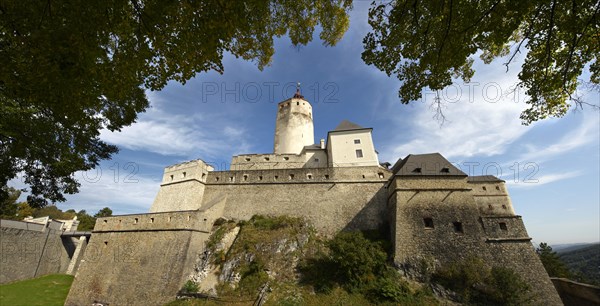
[13,3,599,245]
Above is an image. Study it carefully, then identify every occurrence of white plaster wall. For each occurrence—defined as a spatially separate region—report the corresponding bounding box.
[274,98,314,154]
[327,130,379,167]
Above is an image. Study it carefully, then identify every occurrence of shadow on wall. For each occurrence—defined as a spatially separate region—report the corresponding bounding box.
[342,187,388,234]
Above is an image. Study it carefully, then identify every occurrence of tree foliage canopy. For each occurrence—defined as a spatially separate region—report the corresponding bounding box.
[363,0,599,124]
[0,0,351,206]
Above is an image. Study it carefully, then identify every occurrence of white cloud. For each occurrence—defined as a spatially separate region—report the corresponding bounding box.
[381,71,532,161]
[506,170,583,189]
[516,114,600,163]
[100,98,252,159]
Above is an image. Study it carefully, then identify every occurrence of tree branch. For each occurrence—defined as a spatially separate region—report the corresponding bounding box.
[543,0,557,81]
[504,5,543,72]
[436,0,453,66]
[459,0,502,34]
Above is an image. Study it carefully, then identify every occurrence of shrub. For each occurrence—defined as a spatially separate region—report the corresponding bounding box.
[182,280,199,293]
[433,258,531,305]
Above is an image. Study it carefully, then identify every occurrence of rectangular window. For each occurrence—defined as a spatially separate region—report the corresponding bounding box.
[354,139,361,144]
[499,222,508,231]
[356,149,363,158]
[453,222,463,233]
[423,218,434,229]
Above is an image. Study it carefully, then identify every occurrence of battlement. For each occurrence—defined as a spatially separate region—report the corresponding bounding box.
[94,211,213,233]
[160,159,213,185]
[206,166,390,185]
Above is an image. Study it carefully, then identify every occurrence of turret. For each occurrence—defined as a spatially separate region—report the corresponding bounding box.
[273,87,314,154]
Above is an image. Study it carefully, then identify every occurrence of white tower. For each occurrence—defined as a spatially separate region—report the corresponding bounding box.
[273,85,314,154]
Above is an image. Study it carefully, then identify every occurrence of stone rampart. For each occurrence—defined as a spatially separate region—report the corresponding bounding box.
[65,201,225,306]
[202,166,390,235]
[388,176,562,305]
[551,278,600,306]
[0,219,71,284]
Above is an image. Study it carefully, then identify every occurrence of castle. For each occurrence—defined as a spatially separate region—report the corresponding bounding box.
[65,90,563,305]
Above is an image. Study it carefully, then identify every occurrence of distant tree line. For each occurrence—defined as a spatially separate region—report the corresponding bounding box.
[0,186,111,231]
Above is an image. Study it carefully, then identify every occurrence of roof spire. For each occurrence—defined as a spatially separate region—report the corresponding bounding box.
[293,82,304,99]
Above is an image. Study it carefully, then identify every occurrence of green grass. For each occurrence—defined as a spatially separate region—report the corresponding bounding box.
[0,274,74,306]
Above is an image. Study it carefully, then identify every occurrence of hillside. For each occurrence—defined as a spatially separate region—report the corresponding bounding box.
[167,215,535,306]
[559,244,600,285]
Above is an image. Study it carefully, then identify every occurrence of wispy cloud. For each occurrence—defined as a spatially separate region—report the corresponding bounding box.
[100,95,253,160]
[516,115,600,163]
[506,170,583,189]
[380,67,532,161]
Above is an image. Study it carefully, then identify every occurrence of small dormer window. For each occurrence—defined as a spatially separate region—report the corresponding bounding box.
[354,139,361,144]
[440,168,449,173]
[412,168,422,173]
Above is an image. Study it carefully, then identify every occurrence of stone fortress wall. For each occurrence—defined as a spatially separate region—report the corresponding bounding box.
[65,94,563,305]
[66,199,225,306]
[0,219,81,284]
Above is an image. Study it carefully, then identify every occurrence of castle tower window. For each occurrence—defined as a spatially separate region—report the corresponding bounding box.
[440,168,450,173]
[170,175,174,181]
[297,102,299,105]
[499,222,508,231]
[354,139,361,144]
[453,222,464,233]
[168,217,171,222]
[307,174,313,179]
[259,176,263,180]
[378,173,384,178]
[150,217,154,223]
[182,172,186,178]
[243,174,248,181]
[274,175,279,180]
[202,173,206,179]
[356,149,363,158]
[362,174,366,178]
[104,241,108,246]
[103,219,107,223]
[496,186,500,190]
[412,168,422,173]
[289,174,294,180]
[324,174,330,179]
[215,177,219,181]
[134,218,138,224]
[488,204,493,210]
[423,218,434,229]
[229,176,234,182]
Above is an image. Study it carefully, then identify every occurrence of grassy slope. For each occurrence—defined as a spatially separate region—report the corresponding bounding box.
[0,274,74,306]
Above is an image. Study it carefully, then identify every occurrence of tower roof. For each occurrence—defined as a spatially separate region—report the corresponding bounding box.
[332,120,368,132]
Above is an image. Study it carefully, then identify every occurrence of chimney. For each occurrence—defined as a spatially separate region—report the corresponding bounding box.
[320,139,325,149]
